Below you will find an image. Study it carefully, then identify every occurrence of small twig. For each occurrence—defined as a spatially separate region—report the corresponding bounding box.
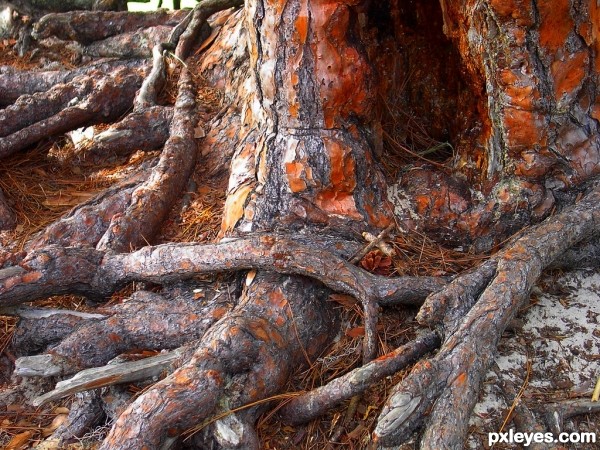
[497,353,532,435]
[491,359,546,450]
[592,376,600,402]
[350,223,395,366]
[351,223,395,264]
[329,394,360,443]
[383,129,449,169]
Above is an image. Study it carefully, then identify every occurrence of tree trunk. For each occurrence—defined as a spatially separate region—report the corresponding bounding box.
[0,0,599,449]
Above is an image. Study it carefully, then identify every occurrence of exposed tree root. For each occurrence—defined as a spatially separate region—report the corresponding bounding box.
[97,67,197,252]
[84,25,174,58]
[3,2,598,448]
[174,0,243,59]
[0,73,101,138]
[75,106,173,161]
[9,0,127,16]
[280,331,440,425]
[48,390,104,444]
[98,272,338,449]
[0,59,147,107]
[24,158,155,250]
[7,306,106,357]
[0,67,145,158]
[0,235,446,307]
[14,285,236,375]
[133,44,167,111]
[374,183,600,448]
[33,9,188,45]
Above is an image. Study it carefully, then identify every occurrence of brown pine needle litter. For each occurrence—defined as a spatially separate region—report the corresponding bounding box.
[0,144,159,251]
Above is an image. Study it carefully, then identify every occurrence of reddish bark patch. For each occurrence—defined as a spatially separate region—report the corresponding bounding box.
[537,0,573,53]
[551,51,588,101]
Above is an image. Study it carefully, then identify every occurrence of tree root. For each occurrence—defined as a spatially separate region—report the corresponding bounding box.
[0,235,446,307]
[14,285,236,375]
[47,390,105,444]
[98,272,338,449]
[33,9,188,45]
[374,184,600,448]
[7,306,107,357]
[0,67,145,158]
[0,59,146,107]
[74,106,173,162]
[97,67,198,252]
[133,44,167,111]
[279,331,440,425]
[9,0,127,16]
[174,0,243,59]
[84,25,174,58]
[24,158,155,250]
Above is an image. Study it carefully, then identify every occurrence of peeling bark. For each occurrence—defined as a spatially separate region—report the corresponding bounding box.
[31,349,185,406]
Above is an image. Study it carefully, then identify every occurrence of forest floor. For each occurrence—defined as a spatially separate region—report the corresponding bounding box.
[0,5,598,447]
[0,134,598,448]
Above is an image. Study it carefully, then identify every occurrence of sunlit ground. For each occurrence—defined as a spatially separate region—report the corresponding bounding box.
[128,0,198,11]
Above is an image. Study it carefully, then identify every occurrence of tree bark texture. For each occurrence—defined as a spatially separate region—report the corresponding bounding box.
[221,0,393,238]
[98,272,339,449]
[371,0,600,251]
[1,0,599,449]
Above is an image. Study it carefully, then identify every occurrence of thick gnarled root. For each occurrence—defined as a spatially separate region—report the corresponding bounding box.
[99,272,339,449]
